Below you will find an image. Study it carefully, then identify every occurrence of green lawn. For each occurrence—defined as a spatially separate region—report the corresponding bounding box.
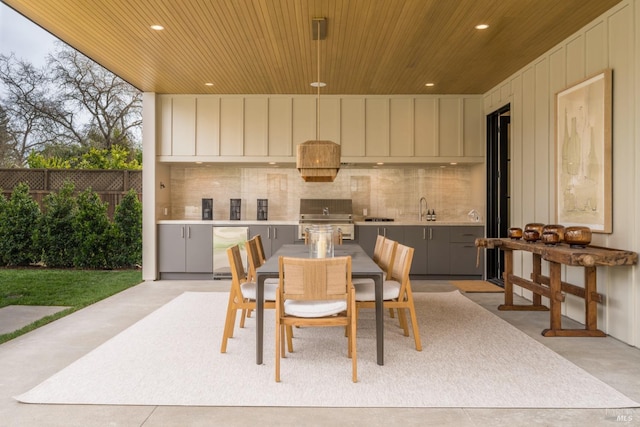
[0,268,142,344]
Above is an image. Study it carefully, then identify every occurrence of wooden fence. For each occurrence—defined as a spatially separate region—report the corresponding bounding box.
[0,169,142,219]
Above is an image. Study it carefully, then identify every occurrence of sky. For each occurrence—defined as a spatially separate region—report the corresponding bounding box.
[0,4,59,67]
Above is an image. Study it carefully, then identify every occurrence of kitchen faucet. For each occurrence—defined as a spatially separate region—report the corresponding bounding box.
[419,197,427,221]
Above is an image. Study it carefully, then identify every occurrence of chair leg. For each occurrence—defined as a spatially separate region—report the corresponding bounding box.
[405,289,422,351]
[351,314,357,383]
[275,318,281,382]
[389,308,395,318]
[220,292,237,353]
[240,308,247,328]
[397,307,409,336]
[285,326,294,353]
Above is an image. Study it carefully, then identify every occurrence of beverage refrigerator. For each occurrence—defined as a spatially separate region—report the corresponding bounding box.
[212,226,249,278]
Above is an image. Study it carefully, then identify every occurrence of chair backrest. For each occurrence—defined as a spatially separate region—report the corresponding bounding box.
[245,237,263,283]
[279,256,351,301]
[372,234,386,264]
[389,243,414,296]
[227,244,248,292]
[253,234,266,263]
[379,238,398,277]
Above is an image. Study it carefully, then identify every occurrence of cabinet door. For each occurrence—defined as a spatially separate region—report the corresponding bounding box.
[403,226,428,275]
[185,224,213,273]
[427,226,450,275]
[449,226,483,275]
[172,97,196,156]
[158,224,186,272]
[380,225,404,242]
[271,226,295,256]
[249,225,272,258]
[356,226,379,258]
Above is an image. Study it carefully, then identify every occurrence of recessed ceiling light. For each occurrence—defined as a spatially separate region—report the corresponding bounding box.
[475,24,489,30]
[450,162,458,165]
[425,83,435,87]
[310,82,326,88]
[150,24,165,31]
[205,82,214,86]
[376,162,384,165]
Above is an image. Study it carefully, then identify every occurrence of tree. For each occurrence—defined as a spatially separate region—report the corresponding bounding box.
[0,54,54,166]
[0,183,41,266]
[72,188,111,269]
[47,45,142,151]
[0,44,142,167]
[35,181,78,267]
[111,189,142,267]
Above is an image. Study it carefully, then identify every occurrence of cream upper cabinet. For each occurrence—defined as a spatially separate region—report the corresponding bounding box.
[365,99,390,157]
[268,97,293,156]
[390,98,414,157]
[156,94,484,162]
[340,98,365,157]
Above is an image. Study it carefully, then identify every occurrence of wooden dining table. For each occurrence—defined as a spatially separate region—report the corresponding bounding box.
[255,244,385,365]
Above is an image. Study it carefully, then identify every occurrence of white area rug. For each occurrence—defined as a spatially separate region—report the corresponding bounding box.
[15,291,639,408]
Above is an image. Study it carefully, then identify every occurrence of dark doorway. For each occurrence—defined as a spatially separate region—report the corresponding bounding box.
[485,104,511,285]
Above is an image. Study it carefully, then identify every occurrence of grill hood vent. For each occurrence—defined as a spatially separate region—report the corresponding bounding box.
[296,140,341,182]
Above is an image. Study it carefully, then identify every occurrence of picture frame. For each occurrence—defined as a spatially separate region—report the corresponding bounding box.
[555,69,612,233]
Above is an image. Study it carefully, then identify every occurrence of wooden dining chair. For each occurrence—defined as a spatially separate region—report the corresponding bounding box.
[242,236,279,326]
[354,243,422,351]
[353,237,397,317]
[220,244,279,353]
[275,256,357,382]
[372,234,386,265]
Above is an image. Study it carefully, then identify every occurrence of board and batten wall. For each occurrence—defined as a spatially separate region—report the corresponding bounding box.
[484,0,639,347]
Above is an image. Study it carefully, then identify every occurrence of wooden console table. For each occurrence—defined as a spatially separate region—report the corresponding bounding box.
[475,237,637,337]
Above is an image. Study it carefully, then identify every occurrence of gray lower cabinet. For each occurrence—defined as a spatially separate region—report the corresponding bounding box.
[249,225,296,258]
[404,226,450,275]
[158,224,213,273]
[357,225,404,258]
[449,226,484,275]
[357,224,483,277]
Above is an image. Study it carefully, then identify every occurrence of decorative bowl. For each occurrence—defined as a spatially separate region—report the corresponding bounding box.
[508,227,523,239]
[541,231,560,245]
[542,224,565,242]
[524,223,545,236]
[564,226,592,248]
[523,229,540,242]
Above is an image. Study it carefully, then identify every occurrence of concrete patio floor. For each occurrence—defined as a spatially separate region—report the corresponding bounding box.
[1,279,639,427]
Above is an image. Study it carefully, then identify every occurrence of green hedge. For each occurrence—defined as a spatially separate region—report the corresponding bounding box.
[0,183,141,269]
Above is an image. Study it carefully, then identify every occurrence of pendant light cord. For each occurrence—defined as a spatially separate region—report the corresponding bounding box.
[316,19,321,141]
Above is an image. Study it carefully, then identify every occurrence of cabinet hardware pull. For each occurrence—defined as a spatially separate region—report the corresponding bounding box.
[188,226,191,239]
[181,226,185,238]
[274,227,277,239]
[268,227,271,239]
[429,228,433,240]
[423,228,426,240]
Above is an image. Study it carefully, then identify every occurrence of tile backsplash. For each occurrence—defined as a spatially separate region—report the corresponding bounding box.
[160,164,485,222]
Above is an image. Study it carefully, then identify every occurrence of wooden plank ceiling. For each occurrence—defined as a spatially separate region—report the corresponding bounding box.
[4,0,622,95]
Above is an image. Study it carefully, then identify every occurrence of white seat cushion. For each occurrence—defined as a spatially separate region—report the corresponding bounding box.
[352,272,386,287]
[284,299,347,318]
[241,281,278,301]
[354,280,401,301]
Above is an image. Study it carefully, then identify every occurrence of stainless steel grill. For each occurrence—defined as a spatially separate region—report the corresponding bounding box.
[298,199,354,240]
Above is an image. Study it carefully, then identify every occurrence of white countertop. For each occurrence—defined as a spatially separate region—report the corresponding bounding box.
[157,219,484,226]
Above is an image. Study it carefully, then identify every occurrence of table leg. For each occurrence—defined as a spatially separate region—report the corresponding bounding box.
[549,261,562,331]
[584,266,598,331]
[498,249,513,309]
[256,275,264,365]
[375,272,384,366]
[531,254,543,307]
